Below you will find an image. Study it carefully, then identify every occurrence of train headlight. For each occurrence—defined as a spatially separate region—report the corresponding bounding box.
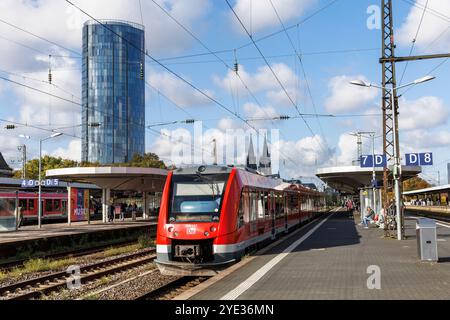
[168,227,174,233]
[173,231,179,237]
[204,231,210,237]
[210,226,217,232]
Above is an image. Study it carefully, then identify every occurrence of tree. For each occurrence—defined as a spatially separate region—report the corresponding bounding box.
[127,153,167,169]
[13,153,170,180]
[403,176,432,192]
[14,156,79,180]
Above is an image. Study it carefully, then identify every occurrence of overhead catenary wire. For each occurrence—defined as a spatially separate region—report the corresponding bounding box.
[1,67,219,160]
[143,0,341,64]
[0,17,81,56]
[225,0,328,156]
[268,0,327,146]
[149,0,316,170]
[148,0,276,127]
[398,0,429,86]
[0,68,81,101]
[151,48,380,66]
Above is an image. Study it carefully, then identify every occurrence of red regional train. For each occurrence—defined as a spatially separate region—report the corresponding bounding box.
[0,191,68,221]
[155,165,328,276]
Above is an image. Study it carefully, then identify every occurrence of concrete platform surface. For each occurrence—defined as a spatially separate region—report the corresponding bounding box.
[190,210,450,300]
[0,218,157,244]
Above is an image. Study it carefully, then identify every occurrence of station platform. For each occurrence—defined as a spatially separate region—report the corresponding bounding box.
[0,218,157,261]
[0,218,156,244]
[187,209,450,300]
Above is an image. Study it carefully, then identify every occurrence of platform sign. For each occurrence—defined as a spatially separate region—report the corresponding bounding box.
[21,179,59,188]
[405,152,433,166]
[360,155,387,168]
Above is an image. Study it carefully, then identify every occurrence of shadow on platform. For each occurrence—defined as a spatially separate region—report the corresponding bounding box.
[256,210,361,257]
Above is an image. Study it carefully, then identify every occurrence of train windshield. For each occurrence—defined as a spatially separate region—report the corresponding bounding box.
[169,174,228,222]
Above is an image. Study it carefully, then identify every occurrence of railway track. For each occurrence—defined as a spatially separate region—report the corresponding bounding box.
[0,249,156,300]
[0,240,142,272]
[405,210,450,223]
[135,276,209,300]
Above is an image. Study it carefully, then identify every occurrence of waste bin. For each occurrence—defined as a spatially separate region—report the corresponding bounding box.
[416,218,438,262]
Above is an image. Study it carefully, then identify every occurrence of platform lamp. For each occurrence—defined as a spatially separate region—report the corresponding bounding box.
[37,132,63,229]
[350,75,435,240]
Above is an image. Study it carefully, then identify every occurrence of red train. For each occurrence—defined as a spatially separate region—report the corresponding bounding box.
[155,165,328,276]
[0,191,68,221]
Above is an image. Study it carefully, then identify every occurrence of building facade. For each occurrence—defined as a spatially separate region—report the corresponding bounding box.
[82,20,145,164]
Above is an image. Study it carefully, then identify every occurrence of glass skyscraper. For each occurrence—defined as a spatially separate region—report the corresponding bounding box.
[82,20,145,164]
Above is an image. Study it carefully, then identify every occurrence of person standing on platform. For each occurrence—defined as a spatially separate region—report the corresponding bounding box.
[108,204,115,222]
[132,203,137,221]
[120,203,126,221]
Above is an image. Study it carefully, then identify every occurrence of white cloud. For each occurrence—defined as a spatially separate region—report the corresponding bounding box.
[401,129,450,151]
[148,71,213,108]
[275,134,333,178]
[230,0,317,34]
[325,75,378,113]
[213,63,303,107]
[51,139,81,161]
[0,0,211,72]
[336,133,358,166]
[399,96,449,131]
[397,0,450,53]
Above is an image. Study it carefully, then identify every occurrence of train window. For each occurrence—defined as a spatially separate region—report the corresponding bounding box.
[257,192,264,219]
[243,189,250,224]
[28,199,35,210]
[54,200,60,211]
[45,199,53,212]
[169,173,228,222]
[275,193,281,217]
[263,192,270,217]
[248,190,257,222]
[19,199,27,210]
[252,191,259,221]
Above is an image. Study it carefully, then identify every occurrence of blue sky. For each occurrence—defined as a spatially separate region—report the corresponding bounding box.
[0,0,449,184]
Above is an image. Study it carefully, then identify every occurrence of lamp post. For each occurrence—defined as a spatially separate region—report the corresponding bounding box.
[38,132,63,228]
[350,75,435,240]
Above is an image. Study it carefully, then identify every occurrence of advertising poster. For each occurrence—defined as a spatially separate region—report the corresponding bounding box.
[70,188,87,222]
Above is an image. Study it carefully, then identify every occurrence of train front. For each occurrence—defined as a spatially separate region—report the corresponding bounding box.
[155,165,237,276]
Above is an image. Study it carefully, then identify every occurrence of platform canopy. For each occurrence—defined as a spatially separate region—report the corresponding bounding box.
[316,165,422,195]
[403,184,450,196]
[46,167,168,192]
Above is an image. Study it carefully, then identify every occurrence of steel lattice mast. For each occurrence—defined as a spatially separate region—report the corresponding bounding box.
[381,0,400,218]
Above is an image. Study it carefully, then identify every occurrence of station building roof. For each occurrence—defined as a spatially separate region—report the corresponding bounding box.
[316,165,422,195]
[403,184,450,196]
[46,167,168,192]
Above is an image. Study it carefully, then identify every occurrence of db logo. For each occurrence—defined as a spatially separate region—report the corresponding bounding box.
[187,227,196,234]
